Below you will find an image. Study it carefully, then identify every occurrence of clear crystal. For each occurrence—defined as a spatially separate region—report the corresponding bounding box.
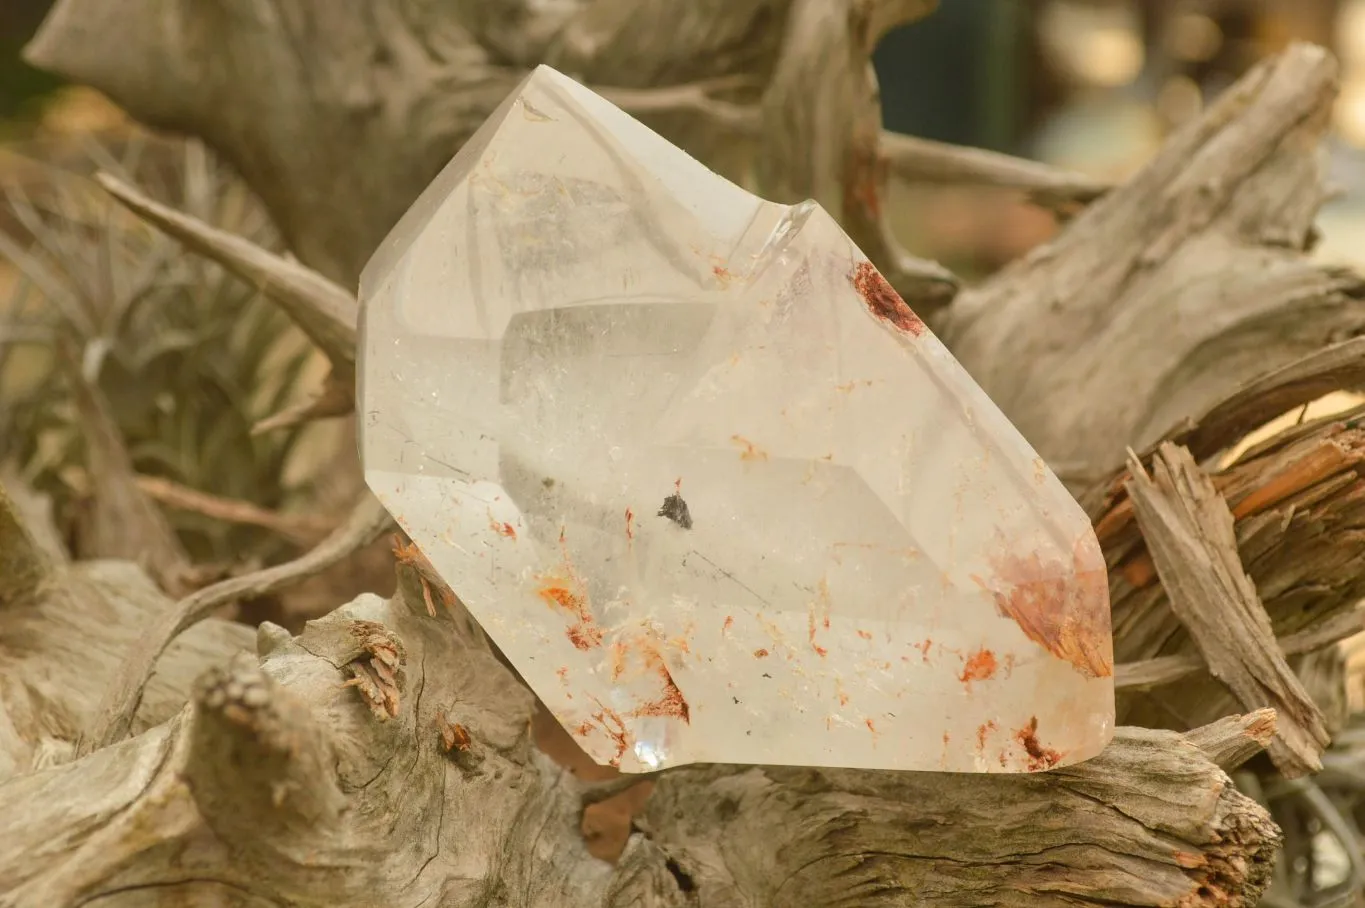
[358,66,1114,773]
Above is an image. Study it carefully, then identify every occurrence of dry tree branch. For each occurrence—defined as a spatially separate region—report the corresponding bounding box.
[597,75,763,133]
[79,492,394,755]
[1116,606,1365,692]
[95,172,360,432]
[134,474,333,546]
[879,131,1111,207]
[599,75,1105,215]
[94,173,356,371]
[1126,444,1331,776]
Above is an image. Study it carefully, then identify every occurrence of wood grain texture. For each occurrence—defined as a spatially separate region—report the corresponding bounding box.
[0,562,1282,907]
[1125,443,1330,776]
[941,45,1365,484]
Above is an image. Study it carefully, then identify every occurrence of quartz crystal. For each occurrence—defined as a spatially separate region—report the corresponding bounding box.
[358,65,1115,774]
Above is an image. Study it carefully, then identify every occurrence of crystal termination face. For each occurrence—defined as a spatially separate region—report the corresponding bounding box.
[358,66,1115,774]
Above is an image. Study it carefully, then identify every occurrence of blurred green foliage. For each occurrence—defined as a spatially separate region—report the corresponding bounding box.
[0,136,323,566]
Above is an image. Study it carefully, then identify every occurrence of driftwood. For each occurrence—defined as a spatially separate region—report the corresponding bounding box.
[1126,444,1330,777]
[941,45,1365,484]
[0,500,1285,905]
[10,0,1365,905]
[0,483,252,781]
[1095,400,1365,741]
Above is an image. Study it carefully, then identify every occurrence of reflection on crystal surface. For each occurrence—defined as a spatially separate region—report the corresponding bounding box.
[358,65,1115,773]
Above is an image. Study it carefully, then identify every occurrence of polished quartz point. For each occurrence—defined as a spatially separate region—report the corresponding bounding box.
[358,65,1114,774]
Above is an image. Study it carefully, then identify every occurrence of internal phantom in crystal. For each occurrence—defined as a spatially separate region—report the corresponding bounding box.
[358,65,1115,773]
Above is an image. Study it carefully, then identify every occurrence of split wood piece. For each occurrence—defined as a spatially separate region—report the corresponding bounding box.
[941,44,1365,483]
[1094,412,1365,717]
[0,480,252,781]
[79,492,394,756]
[1083,336,1365,522]
[0,561,1283,907]
[1095,404,1365,561]
[1116,606,1365,692]
[1158,335,1365,466]
[1125,443,1330,777]
[1186,708,1279,770]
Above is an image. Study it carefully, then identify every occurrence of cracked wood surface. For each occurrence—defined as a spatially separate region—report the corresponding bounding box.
[940,45,1365,484]
[12,3,1365,905]
[0,558,1282,907]
[0,485,254,781]
[1094,402,1365,737]
[1125,444,1331,777]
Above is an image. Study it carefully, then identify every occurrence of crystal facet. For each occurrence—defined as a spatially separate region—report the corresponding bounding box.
[358,66,1115,774]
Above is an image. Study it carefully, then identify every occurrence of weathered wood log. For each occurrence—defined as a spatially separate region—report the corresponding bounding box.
[0,550,1283,907]
[80,493,394,756]
[941,44,1365,483]
[0,484,252,781]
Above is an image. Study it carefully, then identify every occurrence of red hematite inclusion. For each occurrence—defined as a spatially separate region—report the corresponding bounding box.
[851,261,926,337]
[357,64,1115,775]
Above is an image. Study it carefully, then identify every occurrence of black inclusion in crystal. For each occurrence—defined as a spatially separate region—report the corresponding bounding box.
[657,493,692,529]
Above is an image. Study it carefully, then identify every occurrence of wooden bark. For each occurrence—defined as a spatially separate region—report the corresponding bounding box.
[1095,398,1365,736]
[0,539,1283,907]
[0,484,252,781]
[1125,444,1329,776]
[940,44,1365,483]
